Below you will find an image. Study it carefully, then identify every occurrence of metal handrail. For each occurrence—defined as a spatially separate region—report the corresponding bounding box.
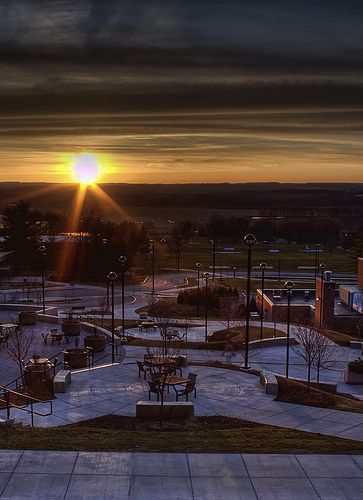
[0,384,53,426]
[4,350,64,391]
[88,342,120,368]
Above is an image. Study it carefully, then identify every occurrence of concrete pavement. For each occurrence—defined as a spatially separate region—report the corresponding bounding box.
[0,450,362,499]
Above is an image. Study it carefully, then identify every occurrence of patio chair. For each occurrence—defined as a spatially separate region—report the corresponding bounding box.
[41,332,50,344]
[148,380,161,401]
[137,360,150,380]
[171,356,184,376]
[174,380,196,401]
[187,372,197,383]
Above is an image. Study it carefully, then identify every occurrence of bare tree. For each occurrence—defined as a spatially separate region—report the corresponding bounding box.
[311,331,335,387]
[97,294,109,326]
[1,326,35,381]
[220,296,239,334]
[292,324,318,390]
[149,302,181,426]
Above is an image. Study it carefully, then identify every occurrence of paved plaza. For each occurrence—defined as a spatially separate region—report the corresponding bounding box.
[0,450,362,499]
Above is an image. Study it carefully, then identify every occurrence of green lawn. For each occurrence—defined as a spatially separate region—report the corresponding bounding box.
[1,415,362,453]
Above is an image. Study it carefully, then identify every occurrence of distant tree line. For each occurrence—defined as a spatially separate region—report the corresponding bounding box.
[0,201,150,280]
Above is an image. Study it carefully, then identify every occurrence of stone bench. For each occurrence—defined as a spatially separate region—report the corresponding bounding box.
[53,369,71,393]
[136,401,194,420]
[349,341,363,350]
[259,371,278,395]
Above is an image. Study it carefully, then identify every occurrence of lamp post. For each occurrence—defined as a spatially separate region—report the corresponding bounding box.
[314,244,320,289]
[196,262,202,317]
[210,239,216,281]
[118,255,127,340]
[38,245,47,314]
[243,233,256,369]
[107,271,117,364]
[101,238,110,308]
[319,263,326,329]
[233,266,236,279]
[149,239,155,294]
[203,272,210,342]
[284,280,295,379]
[259,262,267,340]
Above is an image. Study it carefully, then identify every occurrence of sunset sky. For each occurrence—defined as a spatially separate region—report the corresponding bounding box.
[1,0,363,183]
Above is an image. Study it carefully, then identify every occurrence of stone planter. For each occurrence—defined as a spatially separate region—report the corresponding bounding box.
[344,367,363,384]
[63,348,88,369]
[61,319,81,336]
[18,310,37,325]
[24,361,53,386]
[84,334,107,353]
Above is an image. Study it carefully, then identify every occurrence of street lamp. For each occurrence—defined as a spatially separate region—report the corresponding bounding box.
[38,245,47,314]
[259,262,268,340]
[243,233,256,369]
[314,244,320,289]
[210,239,216,281]
[196,262,202,317]
[233,266,236,279]
[101,238,110,308]
[319,263,326,329]
[118,255,127,340]
[203,272,210,342]
[107,271,117,364]
[149,239,155,294]
[284,280,295,379]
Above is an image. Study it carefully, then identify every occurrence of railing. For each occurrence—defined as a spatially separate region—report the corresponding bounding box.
[4,350,64,392]
[0,385,53,427]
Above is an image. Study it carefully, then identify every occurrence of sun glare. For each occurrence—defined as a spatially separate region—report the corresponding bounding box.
[72,154,100,185]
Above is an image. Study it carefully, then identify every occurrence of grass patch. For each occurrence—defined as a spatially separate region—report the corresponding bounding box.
[210,325,285,342]
[1,415,362,453]
[319,328,356,346]
[276,377,363,414]
[126,336,225,350]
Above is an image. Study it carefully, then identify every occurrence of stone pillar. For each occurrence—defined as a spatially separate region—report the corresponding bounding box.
[358,257,363,288]
[315,274,335,329]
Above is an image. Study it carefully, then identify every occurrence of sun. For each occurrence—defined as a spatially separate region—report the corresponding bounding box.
[72,154,100,185]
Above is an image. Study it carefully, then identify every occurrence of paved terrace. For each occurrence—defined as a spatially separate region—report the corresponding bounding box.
[0,450,363,499]
[2,344,363,442]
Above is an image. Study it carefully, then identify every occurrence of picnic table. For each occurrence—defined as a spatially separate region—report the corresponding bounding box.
[139,321,155,331]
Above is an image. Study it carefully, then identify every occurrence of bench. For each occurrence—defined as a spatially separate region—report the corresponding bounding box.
[53,370,72,393]
[349,341,363,350]
[259,371,278,395]
[136,401,194,420]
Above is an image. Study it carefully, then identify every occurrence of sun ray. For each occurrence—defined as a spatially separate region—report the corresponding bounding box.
[92,184,129,219]
[57,184,87,280]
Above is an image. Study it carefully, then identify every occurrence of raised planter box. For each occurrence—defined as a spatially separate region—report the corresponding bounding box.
[136,401,194,420]
[63,348,88,369]
[344,367,363,384]
[61,319,81,336]
[18,310,37,325]
[84,334,107,353]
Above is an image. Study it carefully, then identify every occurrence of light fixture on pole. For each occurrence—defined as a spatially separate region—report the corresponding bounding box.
[243,233,257,369]
[107,271,117,364]
[259,261,268,340]
[233,266,236,279]
[38,245,47,314]
[319,263,326,329]
[118,255,127,340]
[149,239,155,294]
[203,272,210,342]
[196,262,202,317]
[284,280,295,379]
[101,238,110,308]
[210,239,216,281]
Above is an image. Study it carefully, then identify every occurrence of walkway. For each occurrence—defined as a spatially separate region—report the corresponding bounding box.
[0,450,362,499]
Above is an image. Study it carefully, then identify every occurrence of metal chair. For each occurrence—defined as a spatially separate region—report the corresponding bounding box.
[174,380,196,401]
[137,360,150,380]
[148,380,161,401]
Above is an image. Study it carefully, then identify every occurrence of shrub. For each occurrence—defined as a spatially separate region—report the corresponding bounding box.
[347,358,363,373]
